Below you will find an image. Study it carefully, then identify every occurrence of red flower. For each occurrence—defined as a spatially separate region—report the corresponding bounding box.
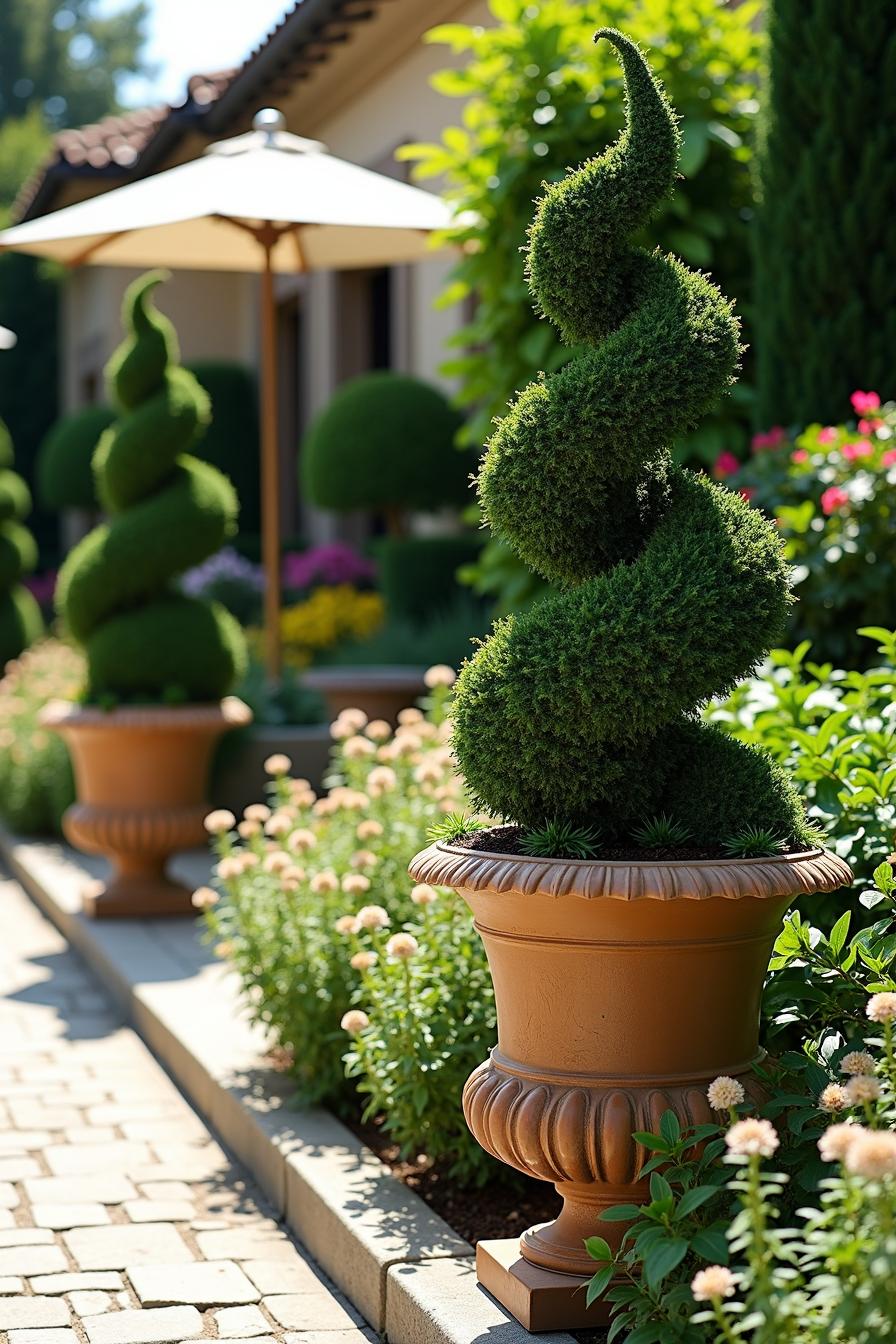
[713,450,740,479]
[821,486,849,515]
[851,390,881,415]
[842,440,873,461]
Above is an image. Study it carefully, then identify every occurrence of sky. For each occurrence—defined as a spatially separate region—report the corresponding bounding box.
[99,0,296,108]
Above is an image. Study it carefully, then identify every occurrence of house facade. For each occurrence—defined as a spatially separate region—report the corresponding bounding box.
[18,0,492,546]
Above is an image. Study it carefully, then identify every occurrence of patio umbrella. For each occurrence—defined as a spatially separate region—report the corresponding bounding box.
[0,325,16,349]
[0,110,452,676]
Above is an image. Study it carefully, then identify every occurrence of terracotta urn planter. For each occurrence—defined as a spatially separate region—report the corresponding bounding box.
[409,840,851,1330]
[302,665,427,725]
[42,696,251,918]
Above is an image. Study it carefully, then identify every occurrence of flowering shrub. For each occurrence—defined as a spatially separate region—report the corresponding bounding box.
[282,543,376,594]
[276,585,384,667]
[709,627,896,907]
[0,639,80,833]
[201,671,498,1180]
[181,546,265,626]
[720,391,896,666]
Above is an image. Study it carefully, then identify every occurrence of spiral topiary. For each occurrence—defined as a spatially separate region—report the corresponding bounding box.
[0,415,43,665]
[56,271,246,702]
[452,30,810,847]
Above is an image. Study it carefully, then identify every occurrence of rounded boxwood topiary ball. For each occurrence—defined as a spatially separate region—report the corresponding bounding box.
[36,405,117,512]
[300,371,470,519]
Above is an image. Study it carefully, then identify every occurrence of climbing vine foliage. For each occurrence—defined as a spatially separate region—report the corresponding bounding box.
[57,272,245,702]
[451,31,810,845]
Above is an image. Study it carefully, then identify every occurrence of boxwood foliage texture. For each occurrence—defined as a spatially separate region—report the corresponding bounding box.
[0,414,43,664]
[55,271,245,702]
[451,31,811,845]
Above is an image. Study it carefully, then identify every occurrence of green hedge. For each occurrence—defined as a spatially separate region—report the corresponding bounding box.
[374,534,483,622]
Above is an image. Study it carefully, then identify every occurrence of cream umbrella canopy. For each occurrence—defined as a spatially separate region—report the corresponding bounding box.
[0,110,453,677]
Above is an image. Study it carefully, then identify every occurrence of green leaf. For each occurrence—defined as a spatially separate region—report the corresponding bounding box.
[649,1172,673,1203]
[644,1237,689,1291]
[586,1264,614,1306]
[676,1185,719,1218]
[690,1226,729,1263]
[601,1204,645,1222]
[660,1110,681,1145]
[829,910,851,957]
[584,1236,612,1263]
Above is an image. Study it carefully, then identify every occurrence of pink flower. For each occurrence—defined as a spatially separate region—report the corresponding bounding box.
[751,425,787,452]
[817,426,837,445]
[821,486,849,515]
[713,451,740,479]
[858,418,884,434]
[851,390,881,415]
[882,449,896,467]
[791,449,809,464]
[842,440,873,461]
[739,487,755,503]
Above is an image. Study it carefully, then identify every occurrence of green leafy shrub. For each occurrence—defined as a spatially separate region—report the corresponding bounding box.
[451,31,809,847]
[0,414,43,665]
[36,405,116,512]
[55,272,246,702]
[729,393,896,667]
[202,678,498,1180]
[300,372,470,528]
[754,0,896,427]
[405,0,763,613]
[187,362,260,537]
[709,628,896,905]
[374,534,482,622]
[0,638,80,833]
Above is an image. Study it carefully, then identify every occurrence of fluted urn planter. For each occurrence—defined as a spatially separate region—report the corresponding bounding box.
[42,696,251,918]
[409,840,851,1331]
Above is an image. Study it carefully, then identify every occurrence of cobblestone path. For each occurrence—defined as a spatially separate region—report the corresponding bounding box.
[0,875,376,1344]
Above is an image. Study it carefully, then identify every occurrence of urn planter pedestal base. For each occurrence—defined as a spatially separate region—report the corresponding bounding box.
[42,697,251,919]
[409,840,852,1332]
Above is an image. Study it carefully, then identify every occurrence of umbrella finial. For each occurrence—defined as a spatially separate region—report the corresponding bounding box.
[253,108,287,143]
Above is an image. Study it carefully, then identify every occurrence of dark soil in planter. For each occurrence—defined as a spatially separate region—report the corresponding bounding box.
[456,823,811,862]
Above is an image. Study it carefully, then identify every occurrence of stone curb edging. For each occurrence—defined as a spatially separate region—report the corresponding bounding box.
[0,829,577,1344]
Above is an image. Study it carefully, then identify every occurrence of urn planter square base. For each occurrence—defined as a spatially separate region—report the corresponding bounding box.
[476,1238,606,1332]
[81,875,195,920]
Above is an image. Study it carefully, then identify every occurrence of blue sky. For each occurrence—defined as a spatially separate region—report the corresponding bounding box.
[100,0,295,107]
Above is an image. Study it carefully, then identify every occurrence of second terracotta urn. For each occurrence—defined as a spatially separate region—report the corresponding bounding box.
[409,840,850,1330]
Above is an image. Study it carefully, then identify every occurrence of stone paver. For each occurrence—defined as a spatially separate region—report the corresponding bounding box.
[0,876,374,1344]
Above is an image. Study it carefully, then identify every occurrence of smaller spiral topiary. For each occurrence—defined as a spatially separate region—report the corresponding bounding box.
[56,271,246,702]
[0,416,43,664]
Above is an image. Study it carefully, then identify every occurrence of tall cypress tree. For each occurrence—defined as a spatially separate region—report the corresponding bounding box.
[754,0,896,427]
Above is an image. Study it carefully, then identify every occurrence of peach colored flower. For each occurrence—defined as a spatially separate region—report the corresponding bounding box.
[846,1075,881,1104]
[263,754,292,776]
[310,870,339,895]
[691,1265,737,1302]
[243,803,271,822]
[204,809,236,835]
[398,707,425,726]
[344,734,376,759]
[355,905,389,930]
[819,1083,850,1113]
[287,828,316,854]
[368,766,397,797]
[818,1122,859,1162]
[365,719,392,741]
[840,1051,876,1076]
[263,851,292,874]
[357,819,383,841]
[214,941,235,959]
[845,1129,896,1179]
[265,813,293,838]
[350,951,376,971]
[342,873,371,896]
[340,1009,369,1034]
[387,932,419,959]
[191,886,219,910]
[410,884,438,907]
[725,1118,779,1158]
[424,664,456,689]
[350,850,378,870]
[238,818,261,839]
[238,852,259,870]
[707,1076,745,1110]
[867,992,896,1023]
[215,857,242,881]
[335,914,359,935]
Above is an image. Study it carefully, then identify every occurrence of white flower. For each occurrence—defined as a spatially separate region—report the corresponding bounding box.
[706,1076,745,1110]
[191,886,218,910]
[340,1009,369,1034]
[350,951,376,971]
[310,870,339,895]
[331,708,368,739]
[725,1118,779,1158]
[424,664,456,689]
[342,873,371,896]
[867,992,896,1023]
[387,932,419,959]
[355,905,389,930]
[243,803,271,822]
[397,707,424,725]
[818,1122,859,1162]
[844,1129,896,1179]
[357,819,383,841]
[410,884,438,907]
[691,1265,737,1302]
[368,766,397,797]
[263,753,292,776]
[819,1083,850,1113]
[840,1050,876,1076]
[335,914,359,935]
[846,1074,881,1104]
[204,809,236,835]
[344,734,376,759]
[351,850,378,870]
[287,828,316,854]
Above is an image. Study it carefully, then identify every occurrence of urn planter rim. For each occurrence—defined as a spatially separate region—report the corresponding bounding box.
[409,840,851,902]
[40,694,252,731]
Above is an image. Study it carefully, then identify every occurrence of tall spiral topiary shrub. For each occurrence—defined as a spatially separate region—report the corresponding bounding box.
[0,415,43,664]
[452,29,810,849]
[56,271,245,702]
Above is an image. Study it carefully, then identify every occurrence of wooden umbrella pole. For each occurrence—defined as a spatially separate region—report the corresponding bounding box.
[259,232,282,681]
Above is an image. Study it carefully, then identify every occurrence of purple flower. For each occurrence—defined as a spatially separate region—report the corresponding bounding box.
[282,544,376,590]
[181,547,265,597]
